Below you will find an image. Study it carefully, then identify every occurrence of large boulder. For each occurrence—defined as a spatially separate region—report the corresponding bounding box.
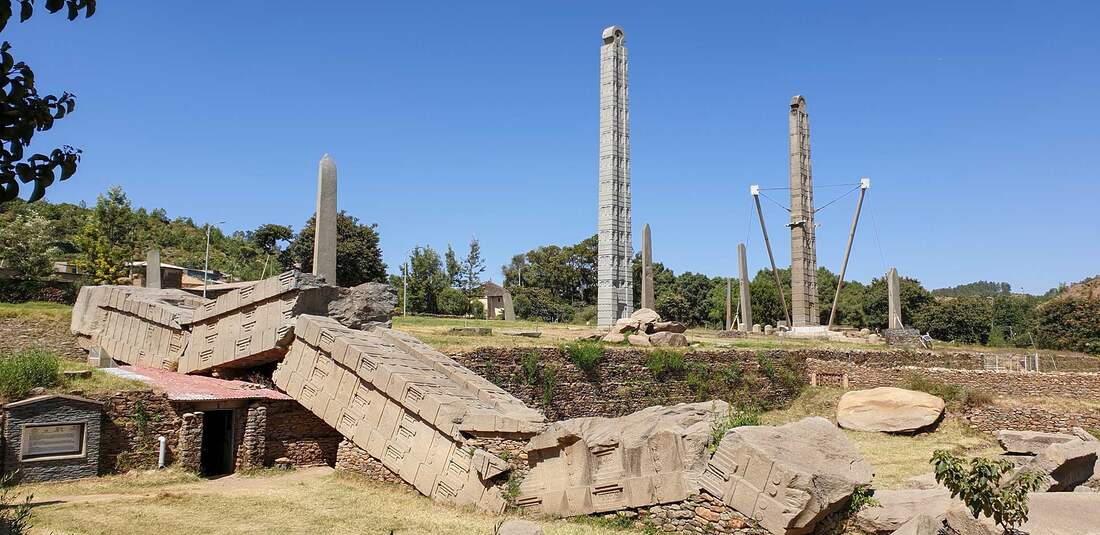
[497,519,543,535]
[649,331,689,347]
[836,387,945,433]
[1018,439,1099,491]
[996,430,1080,455]
[602,332,626,344]
[698,417,874,535]
[891,514,939,535]
[629,307,661,325]
[853,488,952,534]
[325,281,397,329]
[945,494,1100,535]
[517,401,729,517]
[650,321,687,334]
[627,334,652,346]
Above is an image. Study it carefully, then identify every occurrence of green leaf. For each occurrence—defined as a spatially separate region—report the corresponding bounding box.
[19,0,32,23]
[46,0,65,13]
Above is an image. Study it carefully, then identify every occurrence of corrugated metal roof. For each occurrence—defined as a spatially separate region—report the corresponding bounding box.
[112,366,291,402]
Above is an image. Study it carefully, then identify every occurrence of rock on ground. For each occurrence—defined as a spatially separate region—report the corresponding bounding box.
[1018,439,1099,491]
[517,401,729,517]
[945,494,1100,535]
[626,333,652,346]
[650,321,687,334]
[996,430,1080,455]
[698,416,874,535]
[649,331,688,347]
[836,387,945,433]
[325,281,397,329]
[497,519,543,535]
[854,488,952,534]
[629,307,661,325]
[891,514,939,535]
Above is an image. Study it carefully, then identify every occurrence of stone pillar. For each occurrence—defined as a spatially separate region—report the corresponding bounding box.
[724,278,733,330]
[597,25,633,327]
[313,154,338,286]
[236,403,268,470]
[641,223,654,310]
[887,267,902,329]
[502,290,516,321]
[789,96,818,327]
[178,412,204,473]
[145,249,161,289]
[738,243,752,333]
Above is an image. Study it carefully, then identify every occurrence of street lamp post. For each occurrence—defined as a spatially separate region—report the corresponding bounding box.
[203,221,225,298]
[402,248,414,317]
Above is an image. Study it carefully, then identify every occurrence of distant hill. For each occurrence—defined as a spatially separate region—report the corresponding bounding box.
[1055,276,1100,301]
[931,280,1012,298]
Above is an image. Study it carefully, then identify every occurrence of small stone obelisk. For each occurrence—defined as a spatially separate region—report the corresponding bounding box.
[597,25,633,326]
[641,223,654,310]
[313,154,338,286]
[887,267,902,329]
[145,248,161,289]
[789,96,818,327]
[725,278,733,330]
[738,243,752,333]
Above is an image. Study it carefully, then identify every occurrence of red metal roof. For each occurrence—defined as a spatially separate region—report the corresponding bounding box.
[116,366,291,402]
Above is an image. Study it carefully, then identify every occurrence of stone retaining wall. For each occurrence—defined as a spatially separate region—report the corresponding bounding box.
[263,399,342,467]
[964,405,1100,435]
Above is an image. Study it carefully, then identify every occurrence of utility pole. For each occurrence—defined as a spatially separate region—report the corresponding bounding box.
[202,221,225,298]
[751,185,792,327]
[403,259,408,317]
[827,178,870,329]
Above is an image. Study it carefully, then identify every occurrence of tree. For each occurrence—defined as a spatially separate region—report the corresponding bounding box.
[405,246,447,314]
[912,296,993,344]
[249,224,293,255]
[0,0,97,204]
[512,286,575,322]
[438,287,471,316]
[444,243,461,288]
[1034,295,1100,355]
[283,211,387,286]
[0,210,50,277]
[502,235,597,305]
[461,237,485,295]
[75,187,136,284]
[931,450,1044,533]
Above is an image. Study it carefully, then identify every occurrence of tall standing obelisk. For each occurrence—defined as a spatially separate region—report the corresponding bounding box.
[597,25,633,327]
[313,154,338,286]
[641,223,654,310]
[789,96,818,327]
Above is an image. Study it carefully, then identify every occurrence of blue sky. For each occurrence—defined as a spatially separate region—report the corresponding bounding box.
[7,1,1098,293]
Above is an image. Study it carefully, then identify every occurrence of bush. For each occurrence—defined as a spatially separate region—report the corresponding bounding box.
[645,349,686,379]
[519,350,541,385]
[707,405,760,454]
[512,287,575,323]
[1034,296,1100,355]
[686,363,711,401]
[562,340,603,375]
[540,364,559,408]
[0,472,33,534]
[0,279,79,304]
[0,349,60,400]
[573,305,597,325]
[469,299,485,319]
[931,450,1045,532]
[437,287,472,316]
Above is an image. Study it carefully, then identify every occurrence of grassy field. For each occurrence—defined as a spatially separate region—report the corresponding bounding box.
[21,468,639,535]
[0,301,72,321]
[761,387,1001,488]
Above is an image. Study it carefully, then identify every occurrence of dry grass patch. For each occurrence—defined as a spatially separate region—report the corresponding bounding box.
[0,301,72,321]
[762,387,1000,489]
[24,468,638,535]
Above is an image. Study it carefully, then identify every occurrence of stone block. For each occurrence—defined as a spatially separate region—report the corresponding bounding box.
[517,401,728,517]
[836,387,945,434]
[996,430,1080,455]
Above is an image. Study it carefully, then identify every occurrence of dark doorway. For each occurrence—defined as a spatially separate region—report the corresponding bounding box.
[201,410,234,476]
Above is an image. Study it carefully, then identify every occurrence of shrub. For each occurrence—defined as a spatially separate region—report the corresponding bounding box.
[562,340,603,375]
[0,472,32,534]
[844,484,880,515]
[437,287,472,316]
[707,405,760,454]
[686,364,711,401]
[903,372,991,410]
[540,364,559,408]
[512,287,575,323]
[573,305,597,325]
[1034,296,1100,355]
[519,350,541,385]
[0,349,60,400]
[931,450,1045,532]
[645,349,686,379]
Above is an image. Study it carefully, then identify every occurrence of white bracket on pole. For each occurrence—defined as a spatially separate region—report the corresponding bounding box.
[750,184,760,196]
[860,177,871,190]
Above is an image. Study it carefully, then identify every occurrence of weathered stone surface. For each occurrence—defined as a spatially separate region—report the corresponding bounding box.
[325,282,397,329]
[78,286,207,370]
[650,321,686,334]
[596,25,632,327]
[1072,426,1098,442]
[836,387,944,433]
[501,330,541,338]
[946,494,1100,535]
[943,504,997,535]
[641,224,654,311]
[996,430,1079,455]
[497,519,544,535]
[789,96,818,328]
[698,416,873,535]
[614,317,641,334]
[517,401,729,517]
[602,332,625,344]
[853,488,951,534]
[627,334,652,347]
[450,327,492,336]
[649,331,689,347]
[1018,439,1098,491]
[273,315,546,512]
[891,514,938,535]
[313,154,338,285]
[630,308,661,326]
[738,243,752,333]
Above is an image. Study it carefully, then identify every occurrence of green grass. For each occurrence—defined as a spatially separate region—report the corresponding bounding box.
[644,349,686,379]
[0,348,61,400]
[562,340,603,374]
[902,372,993,410]
[0,301,72,321]
[58,359,148,396]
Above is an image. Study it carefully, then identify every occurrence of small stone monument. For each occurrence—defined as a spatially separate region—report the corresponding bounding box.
[641,223,655,310]
[145,248,161,289]
[313,154,338,286]
[887,267,902,329]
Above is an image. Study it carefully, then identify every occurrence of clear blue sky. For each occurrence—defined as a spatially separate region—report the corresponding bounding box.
[8,1,1098,293]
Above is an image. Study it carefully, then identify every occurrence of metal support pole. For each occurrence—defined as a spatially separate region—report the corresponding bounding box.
[827,178,870,329]
[751,185,792,327]
[203,225,211,299]
[403,260,408,317]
